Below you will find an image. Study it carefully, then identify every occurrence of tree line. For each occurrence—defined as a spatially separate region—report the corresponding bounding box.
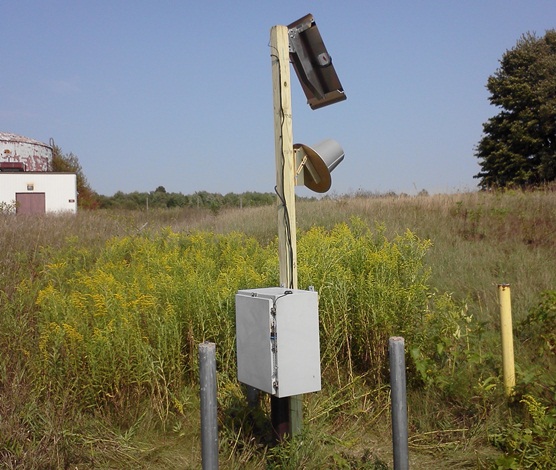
[96,187,304,211]
[50,149,313,211]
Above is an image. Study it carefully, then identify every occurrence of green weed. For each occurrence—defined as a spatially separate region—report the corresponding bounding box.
[491,394,556,469]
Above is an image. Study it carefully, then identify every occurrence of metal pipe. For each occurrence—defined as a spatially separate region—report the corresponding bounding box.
[199,342,218,469]
[271,395,290,441]
[389,336,409,470]
[498,284,515,397]
[245,385,259,409]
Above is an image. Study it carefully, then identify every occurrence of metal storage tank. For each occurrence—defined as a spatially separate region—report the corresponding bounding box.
[0,132,52,172]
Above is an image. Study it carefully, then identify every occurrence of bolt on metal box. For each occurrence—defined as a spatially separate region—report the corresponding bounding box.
[235,287,321,398]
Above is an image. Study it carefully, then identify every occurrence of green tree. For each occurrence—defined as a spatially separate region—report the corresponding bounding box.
[475,30,556,189]
[51,144,99,209]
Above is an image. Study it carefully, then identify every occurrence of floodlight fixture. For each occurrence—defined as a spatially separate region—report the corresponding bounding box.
[294,139,345,193]
[288,14,346,110]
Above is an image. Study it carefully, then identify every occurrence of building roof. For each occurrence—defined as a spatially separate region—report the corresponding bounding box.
[0,132,51,149]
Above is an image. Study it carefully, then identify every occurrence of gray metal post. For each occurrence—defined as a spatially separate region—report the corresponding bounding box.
[389,336,409,470]
[199,342,218,470]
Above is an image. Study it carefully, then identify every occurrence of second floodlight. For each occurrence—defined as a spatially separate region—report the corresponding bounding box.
[294,139,345,193]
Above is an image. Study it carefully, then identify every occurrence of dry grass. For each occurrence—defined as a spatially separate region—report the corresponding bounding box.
[294,191,556,323]
[1,189,555,468]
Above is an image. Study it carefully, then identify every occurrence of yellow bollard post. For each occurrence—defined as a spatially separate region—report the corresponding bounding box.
[498,284,515,397]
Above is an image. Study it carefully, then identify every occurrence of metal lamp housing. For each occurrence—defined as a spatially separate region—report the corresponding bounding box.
[294,139,345,193]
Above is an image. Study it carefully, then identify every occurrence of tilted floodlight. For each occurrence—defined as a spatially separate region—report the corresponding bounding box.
[288,14,346,110]
[294,139,345,193]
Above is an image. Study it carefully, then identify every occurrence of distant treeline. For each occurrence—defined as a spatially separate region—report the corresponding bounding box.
[97,187,316,210]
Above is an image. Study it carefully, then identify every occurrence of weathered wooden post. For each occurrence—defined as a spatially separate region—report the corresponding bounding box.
[266,14,346,439]
[270,23,302,438]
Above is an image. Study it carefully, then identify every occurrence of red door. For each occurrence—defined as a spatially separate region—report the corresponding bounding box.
[16,193,46,214]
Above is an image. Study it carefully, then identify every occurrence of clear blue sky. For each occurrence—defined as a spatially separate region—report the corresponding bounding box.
[2,1,555,197]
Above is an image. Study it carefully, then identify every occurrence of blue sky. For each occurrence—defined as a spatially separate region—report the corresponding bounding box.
[2,1,555,197]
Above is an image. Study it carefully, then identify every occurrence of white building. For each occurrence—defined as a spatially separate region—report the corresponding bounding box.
[0,132,77,214]
[0,173,77,214]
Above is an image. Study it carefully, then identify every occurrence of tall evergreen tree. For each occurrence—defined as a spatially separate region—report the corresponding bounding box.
[475,30,556,189]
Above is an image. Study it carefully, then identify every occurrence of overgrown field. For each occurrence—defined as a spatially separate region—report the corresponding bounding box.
[1,191,555,468]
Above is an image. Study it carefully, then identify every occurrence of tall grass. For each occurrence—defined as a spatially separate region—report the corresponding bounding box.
[32,220,456,415]
[1,190,555,468]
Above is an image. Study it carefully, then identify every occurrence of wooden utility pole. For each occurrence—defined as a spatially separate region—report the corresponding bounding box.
[270,24,303,438]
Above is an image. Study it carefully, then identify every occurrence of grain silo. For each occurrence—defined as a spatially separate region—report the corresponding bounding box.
[0,132,52,172]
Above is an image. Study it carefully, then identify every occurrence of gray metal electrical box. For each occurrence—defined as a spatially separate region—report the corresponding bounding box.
[235,287,321,398]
